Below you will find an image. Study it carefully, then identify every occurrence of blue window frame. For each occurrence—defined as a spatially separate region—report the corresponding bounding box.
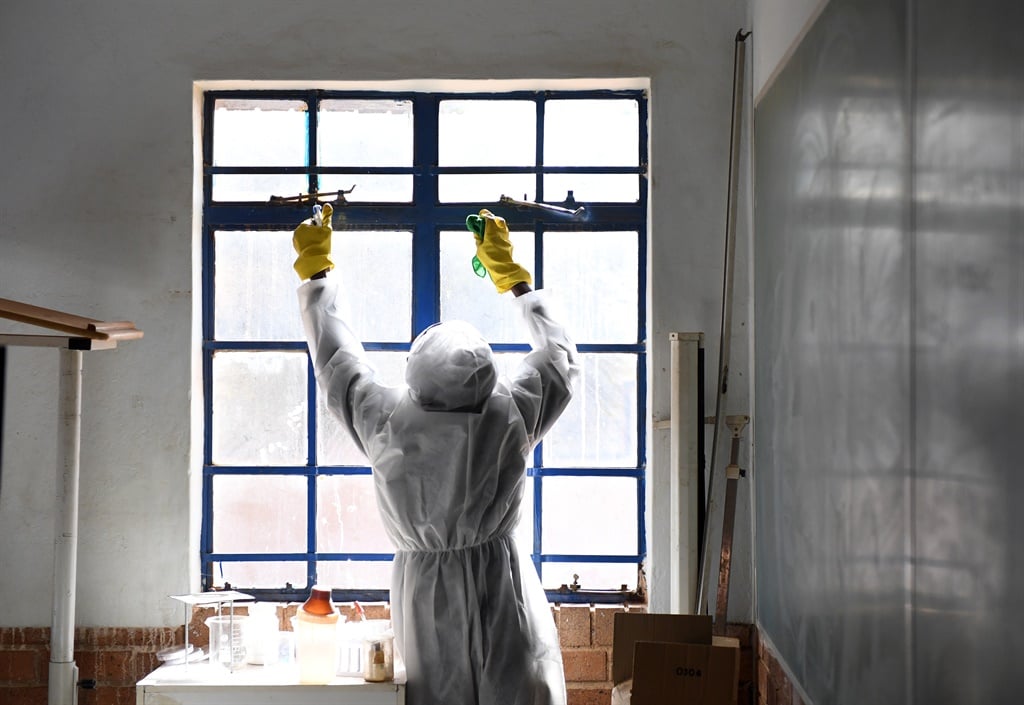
[200,88,648,603]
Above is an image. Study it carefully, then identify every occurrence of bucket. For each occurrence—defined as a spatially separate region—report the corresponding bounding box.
[205,615,248,668]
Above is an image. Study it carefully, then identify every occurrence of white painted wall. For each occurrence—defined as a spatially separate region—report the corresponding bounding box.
[0,0,749,627]
[751,0,829,101]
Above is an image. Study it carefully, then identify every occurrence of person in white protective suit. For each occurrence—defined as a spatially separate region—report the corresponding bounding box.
[292,203,579,705]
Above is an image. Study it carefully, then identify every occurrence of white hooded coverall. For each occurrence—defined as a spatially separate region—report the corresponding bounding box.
[298,276,579,705]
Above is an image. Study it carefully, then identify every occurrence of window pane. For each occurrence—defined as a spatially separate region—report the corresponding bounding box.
[317,353,407,466]
[213,561,308,589]
[319,175,412,203]
[318,560,393,590]
[214,99,308,166]
[213,174,309,203]
[439,100,535,166]
[542,562,637,591]
[544,174,640,203]
[318,99,413,166]
[212,475,307,552]
[543,231,639,343]
[541,476,637,554]
[334,231,413,342]
[439,230,535,343]
[317,475,394,553]
[439,174,535,204]
[211,351,308,465]
[544,99,639,166]
[215,231,306,341]
[543,353,638,467]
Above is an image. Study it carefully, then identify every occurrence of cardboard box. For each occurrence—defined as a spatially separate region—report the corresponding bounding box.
[612,613,739,705]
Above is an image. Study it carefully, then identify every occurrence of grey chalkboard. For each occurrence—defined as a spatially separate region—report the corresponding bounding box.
[753,0,1023,703]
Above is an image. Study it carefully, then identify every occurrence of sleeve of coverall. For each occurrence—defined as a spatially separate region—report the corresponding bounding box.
[296,276,388,458]
[508,290,581,446]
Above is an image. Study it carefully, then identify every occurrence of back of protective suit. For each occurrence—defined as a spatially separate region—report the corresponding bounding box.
[298,277,579,705]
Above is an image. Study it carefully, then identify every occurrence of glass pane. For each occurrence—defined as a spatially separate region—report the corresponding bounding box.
[318,560,393,590]
[214,99,308,166]
[212,561,308,589]
[211,351,308,465]
[544,99,639,166]
[212,475,307,552]
[439,230,535,343]
[319,175,412,203]
[439,100,535,166]
[542,562,637,591]
[543,231,639,343]
[439,174,535,204]
[541,476,638,554]
[543,353,638,467]
[544,174,640,203]
[318,353,407,466]
[215,231,306,341]
[333,231,413,342]
[212,174,309,203]
[317,475,394,553]
[318,99,413,166]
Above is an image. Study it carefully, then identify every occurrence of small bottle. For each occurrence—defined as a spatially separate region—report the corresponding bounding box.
[294,586,340,684]
[362,635,394,682]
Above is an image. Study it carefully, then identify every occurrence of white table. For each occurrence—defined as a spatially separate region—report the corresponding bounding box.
[136,663,406,705]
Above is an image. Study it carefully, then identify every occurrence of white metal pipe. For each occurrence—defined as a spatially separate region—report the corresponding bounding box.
[669,333,703,614]
[49,349,82,705]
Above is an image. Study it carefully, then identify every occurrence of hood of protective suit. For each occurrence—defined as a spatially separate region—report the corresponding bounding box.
[405,320,497,411]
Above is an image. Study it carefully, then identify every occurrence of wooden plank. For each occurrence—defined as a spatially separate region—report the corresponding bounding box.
[0,297,142,341]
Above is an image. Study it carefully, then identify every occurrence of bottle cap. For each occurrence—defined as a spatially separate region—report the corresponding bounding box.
[302,585,335,616]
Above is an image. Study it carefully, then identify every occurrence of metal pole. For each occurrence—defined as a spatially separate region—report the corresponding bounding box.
[49,349,82,705]
[669,333,704,613]
[696,28,750,615]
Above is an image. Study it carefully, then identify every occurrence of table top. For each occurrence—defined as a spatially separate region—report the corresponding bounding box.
[138,662,407,689]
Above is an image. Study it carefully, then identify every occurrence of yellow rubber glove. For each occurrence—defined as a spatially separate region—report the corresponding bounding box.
[465,209,532,294]
[292,203,334,280]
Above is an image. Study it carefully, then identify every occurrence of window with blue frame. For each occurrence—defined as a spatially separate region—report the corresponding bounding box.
[201,88,648,603]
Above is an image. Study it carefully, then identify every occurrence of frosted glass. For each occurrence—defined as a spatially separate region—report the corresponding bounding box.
[544,99,639,166]
[544,174,639,203]
[439,100,535,166]
[542,562,638,591]
[439,174,535,204]
[541,476,638,554]
[543,353,638,467]
[319,174,412,203]
[318,561,393,590]
[211,351,308,465]
[317,475,394,553]
[214,230,306,341]
[213,99,308,166]
[212,475,307,552]
[318,99,413,166]
[212,174,309,203]
[213,561,308,590]
[543,231,639,343]
[332,231,412,342]
[317,352,407,466]
[439,230,535,343]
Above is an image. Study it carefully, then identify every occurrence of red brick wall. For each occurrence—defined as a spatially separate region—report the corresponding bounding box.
[756,630,805,705]
[1,605,758,705]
